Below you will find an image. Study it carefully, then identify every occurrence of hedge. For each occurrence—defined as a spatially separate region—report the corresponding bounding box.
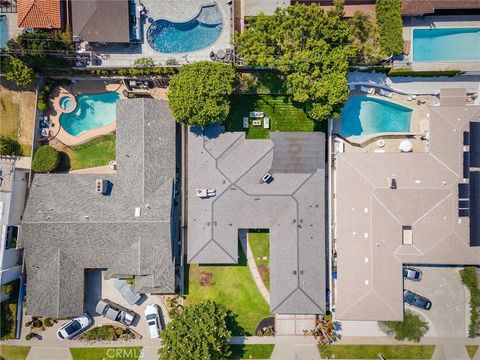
[32,145,60,173]
[43,66,178,77]
[388,67,462,77]
[461,267,479,338]
[376,0,403,55]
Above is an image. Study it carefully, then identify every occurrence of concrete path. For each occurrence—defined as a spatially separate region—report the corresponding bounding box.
[68,165,115,174]
[26,346,72,360]
[270,337,320,360]
[239,230,270,304]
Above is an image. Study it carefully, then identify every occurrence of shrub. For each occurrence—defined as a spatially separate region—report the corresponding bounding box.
[461,267,479,338]
[165,58,179,66]
[31,318,43,328]
[37,99,48,112]
[44,318,54,327]
[32,145,60,173]
[380,311,429,342]
[388,67,462,77]
[0,136,21,156]
[3,57,36,87]
[134,57,155,68]
[376,0,403,55]
[25,333,34,341]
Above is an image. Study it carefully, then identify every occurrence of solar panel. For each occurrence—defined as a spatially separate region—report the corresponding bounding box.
[464,132,470,146]
[469,171,480,246]
[464,152,470,179]
[459,200,470,209]
[460,209,470,217]
[459,183,470,199]
[469,123,480,167]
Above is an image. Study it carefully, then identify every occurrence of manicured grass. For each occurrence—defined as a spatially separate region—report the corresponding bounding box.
[61,134,116,171]
[224,94,324,139]
[467,345,479,359]
[248,230,270,290]
[0,92,20,139]
[185,243,271,335]
[70,347,143,360]
[0,280,19,340]
[229,344,275,359]
[0,345,30,360]
[318,345,435,359]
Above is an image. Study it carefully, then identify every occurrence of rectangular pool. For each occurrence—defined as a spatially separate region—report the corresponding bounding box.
[0,16,7,49]
[413,27,480,62]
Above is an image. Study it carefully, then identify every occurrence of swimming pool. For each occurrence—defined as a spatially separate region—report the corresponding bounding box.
[147,5,222,53]
[339,97,412,138]
[413,28,480,62]
[60,96,74,111]
[60,92,121,136]
[0,16,8,49]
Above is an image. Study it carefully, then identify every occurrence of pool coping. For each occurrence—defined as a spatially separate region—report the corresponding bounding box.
[143,0,228,58]
[410,26,480,64]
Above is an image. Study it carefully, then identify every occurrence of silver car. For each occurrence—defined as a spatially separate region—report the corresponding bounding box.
[403,267,422,281]
[114,279,141,305]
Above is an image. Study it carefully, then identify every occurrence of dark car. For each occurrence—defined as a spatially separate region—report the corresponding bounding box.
[403,290,432,310]
[403,267,422,282]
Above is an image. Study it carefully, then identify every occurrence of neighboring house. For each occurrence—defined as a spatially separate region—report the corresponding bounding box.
[20,99,179,318]
[0,158,28,302]
[17,0,62,29]
[188,127,326,314]
[401,0,480,16]
[71,0,131,43]
[332,89,480,321]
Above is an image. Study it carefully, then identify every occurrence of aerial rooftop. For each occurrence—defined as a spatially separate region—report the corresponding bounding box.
[20,99,178,318]
[187,126,326,314]
[333,89,480,320]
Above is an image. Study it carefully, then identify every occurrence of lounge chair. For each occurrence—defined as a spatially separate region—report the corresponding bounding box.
[243,117,249,129]
[360,86,375,95]
[378,88,393,98]
[263,117,270,129]
[249,111,264,118]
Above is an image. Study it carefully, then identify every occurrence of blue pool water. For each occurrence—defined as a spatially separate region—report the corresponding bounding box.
[413,28,480,62]
[340,97,412,138]
[60,96,74,111]
[147,5,222,53]
[60,92,121,136]
[0,16,8,49]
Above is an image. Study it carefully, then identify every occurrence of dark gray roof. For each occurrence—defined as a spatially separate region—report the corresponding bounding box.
[187,129,326,314]
[71,0,130,43]
[21,99,177,318]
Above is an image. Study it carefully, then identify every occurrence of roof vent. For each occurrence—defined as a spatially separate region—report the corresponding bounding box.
[96,179,107,195]
[134,207,141,217]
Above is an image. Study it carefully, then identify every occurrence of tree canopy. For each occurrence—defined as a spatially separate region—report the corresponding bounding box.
[376,0,404,55]
[235,2,353,121]
[349,10,386,65]
[159,301,232,360]
[3,57,36,88]
[167,62,236,127]
[0,136,22,156]
[32,145,60,173]
[380,311,429,342]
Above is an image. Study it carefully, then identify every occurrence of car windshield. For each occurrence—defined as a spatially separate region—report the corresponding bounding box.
[64,320,82,335]
[146,314,156,321]
[148,320,156,326]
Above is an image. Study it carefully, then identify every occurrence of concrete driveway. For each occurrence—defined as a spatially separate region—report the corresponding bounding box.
[404,267,467,337]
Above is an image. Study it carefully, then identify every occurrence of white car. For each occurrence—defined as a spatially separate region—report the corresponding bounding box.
[57,313,92,340]
[144,304,161,339]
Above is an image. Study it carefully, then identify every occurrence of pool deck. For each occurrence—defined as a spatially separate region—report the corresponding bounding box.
[403,15,480,71]
[91,0,233,67]
[48,81,125,147]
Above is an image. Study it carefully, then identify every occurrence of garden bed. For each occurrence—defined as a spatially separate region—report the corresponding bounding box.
[0,279,20,340]
[79,325,139,342]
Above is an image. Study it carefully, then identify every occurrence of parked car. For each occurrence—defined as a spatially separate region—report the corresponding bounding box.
[95,299,138,326]
[57,313,92,340]
[144,304,162,339]
[114,279,141,305]
[403,267,422,282]
[403,290,432,310]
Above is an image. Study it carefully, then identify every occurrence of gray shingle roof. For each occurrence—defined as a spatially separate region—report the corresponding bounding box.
[21,99,177,318]
[187,128,326,314]
[333,92,480,321]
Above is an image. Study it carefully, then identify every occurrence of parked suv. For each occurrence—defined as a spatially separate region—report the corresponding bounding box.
[144,304,162,339]
[403,267,422,282]
[403,290,432,310]
[95,299,138,326]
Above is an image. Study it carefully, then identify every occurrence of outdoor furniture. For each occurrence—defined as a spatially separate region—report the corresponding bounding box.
[196,189,216,198]
[360,86,375,95]
[253,120,262,126]
[378,88,393,98]
[399,139,413,152]
[243,117,249,129]
[217,49,226,59]
[250,111,264,118]
[263,117,270,129]
[376,139,385,147]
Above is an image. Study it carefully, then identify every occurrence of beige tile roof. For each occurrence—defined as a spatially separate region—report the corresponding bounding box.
[334,93,480,320]
[17,0,61,29]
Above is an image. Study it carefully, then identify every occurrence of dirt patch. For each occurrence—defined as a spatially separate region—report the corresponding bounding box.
[258,265,269,282]
[199,271,214,286]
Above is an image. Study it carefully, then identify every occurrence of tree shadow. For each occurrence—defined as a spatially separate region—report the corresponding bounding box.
[57,151,71,172]
[226,309,246,336]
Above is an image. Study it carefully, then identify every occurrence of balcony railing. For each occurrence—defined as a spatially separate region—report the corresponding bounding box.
[0,0,17,13]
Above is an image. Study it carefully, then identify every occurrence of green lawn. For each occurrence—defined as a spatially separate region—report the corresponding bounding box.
[70,347,142,360]
[0,280,19,340]
[60,134,116,171]
[318,345,435,359]
[229,344,275,359]
[185,243,271,335]
[467,345,479,359]
[224,94,324,139]
[248,230,270,290]
[0,345,30,360]
[0,92,20,139]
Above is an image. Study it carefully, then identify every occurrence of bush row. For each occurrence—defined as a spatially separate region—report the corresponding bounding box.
[461,267,479,338]
[388,67,462,77]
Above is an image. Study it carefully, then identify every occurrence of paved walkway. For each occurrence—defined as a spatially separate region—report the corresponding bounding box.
[26,346,72,360]
[239,230,270,304]
[68,165,116,174]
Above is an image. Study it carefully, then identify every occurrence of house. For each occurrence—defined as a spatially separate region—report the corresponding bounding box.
[17,0,62,29]
[20,99,179,318]
[0,158,28,301]
[71,0,131,43]
[332,90,480,320]
[401,0,480,16]
[188,127,326,314]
